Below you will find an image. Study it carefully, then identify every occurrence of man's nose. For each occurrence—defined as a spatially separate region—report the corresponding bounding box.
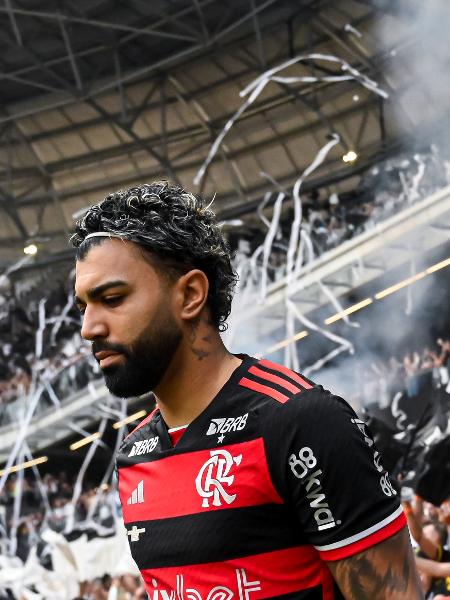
[80,306,108,341]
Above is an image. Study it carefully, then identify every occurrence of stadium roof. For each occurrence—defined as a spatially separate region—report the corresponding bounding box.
[0,0,447,267]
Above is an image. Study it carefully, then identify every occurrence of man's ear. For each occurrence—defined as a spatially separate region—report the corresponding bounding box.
[175,269,209,321]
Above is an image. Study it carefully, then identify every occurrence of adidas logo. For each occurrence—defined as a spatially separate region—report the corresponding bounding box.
[127,480,144,505]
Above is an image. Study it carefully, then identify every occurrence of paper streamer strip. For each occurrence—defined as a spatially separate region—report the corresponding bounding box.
[67,417,108,532]
[405,255,416,317]
[260,192,285,300]
[409,154,426,203]
[318,280,360,328]
[50,289,78,346]
[344,23,363,38]
[286,299,354,354]
[194,52,388,185]
[44,382,61,407]
[304,344,352,377]
[35,298,47,359]
[287,134,340,285]
[9,447,25,556]
[239,53,388,99]
[23,441,51,516]
[0,383,44,497]
[0,255,32,288]
[257,191,274,230]
[87,399,127,522]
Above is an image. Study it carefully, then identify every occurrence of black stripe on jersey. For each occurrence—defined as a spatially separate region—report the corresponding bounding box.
[126,504,305,569]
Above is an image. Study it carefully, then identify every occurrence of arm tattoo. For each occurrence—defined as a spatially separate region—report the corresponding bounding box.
[327,528,425,600]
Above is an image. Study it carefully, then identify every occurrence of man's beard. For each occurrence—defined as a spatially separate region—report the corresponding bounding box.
[94,310,182,398]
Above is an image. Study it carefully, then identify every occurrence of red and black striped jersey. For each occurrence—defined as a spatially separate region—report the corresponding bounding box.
[116,355,406,600]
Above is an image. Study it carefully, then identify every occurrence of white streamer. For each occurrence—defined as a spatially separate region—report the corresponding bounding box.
[256,191,274,230]
[87,400,127,522]
[50,290,77,346]
[287,134,340,284]
[260,192,285,300]
[23,442,51,517]
[0,256,32,288]
[304,344,351,377]
[67,417,108,532]
[344,23,363,38]
[318,281,360,328]
[409,154,426,203]
[9,447,25,556]
[35,298,47,359]
[194,52,388,186]
[0,383,44,497]
[286,299,354,354]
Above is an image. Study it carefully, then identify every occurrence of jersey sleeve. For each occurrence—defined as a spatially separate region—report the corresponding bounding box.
[267,386,406,561]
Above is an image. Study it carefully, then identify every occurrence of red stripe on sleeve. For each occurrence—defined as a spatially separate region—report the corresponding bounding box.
[239,376,289,403]
[119,438,283,523]
[140,546,323,598]
[259,358,313,389]
[318,512,407,561]
[248,365,301,394]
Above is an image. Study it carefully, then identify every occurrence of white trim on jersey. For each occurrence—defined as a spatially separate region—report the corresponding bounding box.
[167,425,188,432]
[314,505,404,551]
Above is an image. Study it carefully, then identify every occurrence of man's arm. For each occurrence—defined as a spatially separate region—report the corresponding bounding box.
[327,528,425,600]
[415,555,450,578]
[404,499,438,559]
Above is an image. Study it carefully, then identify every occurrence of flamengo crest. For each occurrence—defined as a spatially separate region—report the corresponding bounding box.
[195,449,242,508]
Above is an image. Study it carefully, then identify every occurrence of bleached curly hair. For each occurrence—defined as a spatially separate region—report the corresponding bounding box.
[71,181,237,331]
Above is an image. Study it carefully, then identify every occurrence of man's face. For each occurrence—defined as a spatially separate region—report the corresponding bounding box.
[75,239,182,397]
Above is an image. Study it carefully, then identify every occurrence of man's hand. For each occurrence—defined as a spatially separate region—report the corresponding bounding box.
[327,527,424,599]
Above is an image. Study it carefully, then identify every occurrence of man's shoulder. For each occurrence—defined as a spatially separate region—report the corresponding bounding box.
[238,357,316,408]
[244,357,351,417]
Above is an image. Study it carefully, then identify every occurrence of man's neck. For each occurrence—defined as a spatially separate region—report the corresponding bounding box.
[154,321,242,429]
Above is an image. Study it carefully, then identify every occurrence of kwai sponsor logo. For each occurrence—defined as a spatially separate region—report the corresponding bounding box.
[128,436,159,457]
[148,568,261,600]
[289,446,338,531]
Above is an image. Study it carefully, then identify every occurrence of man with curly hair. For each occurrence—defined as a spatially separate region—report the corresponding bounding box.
[73,181,423,600]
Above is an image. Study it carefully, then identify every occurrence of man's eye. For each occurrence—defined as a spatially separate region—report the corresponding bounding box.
[103,296,122,306]
[77,305,86,315]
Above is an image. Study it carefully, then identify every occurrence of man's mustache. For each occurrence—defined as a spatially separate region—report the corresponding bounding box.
[92,341,129,358]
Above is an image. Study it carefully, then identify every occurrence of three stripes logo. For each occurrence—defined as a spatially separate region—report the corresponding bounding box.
[127,480,144,505]
[239,359,313,404]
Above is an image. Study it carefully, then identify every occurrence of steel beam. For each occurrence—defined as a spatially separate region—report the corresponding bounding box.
[6,93,380,193]
[0,6,198,42]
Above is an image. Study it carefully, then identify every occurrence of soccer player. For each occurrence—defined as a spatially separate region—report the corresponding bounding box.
[73,182,424,600]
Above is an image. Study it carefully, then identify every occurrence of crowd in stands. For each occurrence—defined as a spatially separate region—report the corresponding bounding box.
[404,494,450,599]
[360,336,450,409]
[233,146,449,281]
[0,471,144,600]
[0,145,448,408]
[0,145,449,597]
[0,274,103,422]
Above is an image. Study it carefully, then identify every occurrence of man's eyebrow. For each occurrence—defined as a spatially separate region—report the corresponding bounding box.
[74,280,128,304]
